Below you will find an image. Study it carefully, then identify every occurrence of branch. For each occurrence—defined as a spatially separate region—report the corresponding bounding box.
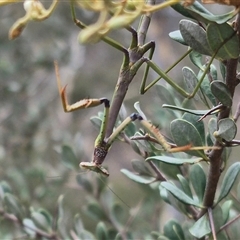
[198,12,240,218]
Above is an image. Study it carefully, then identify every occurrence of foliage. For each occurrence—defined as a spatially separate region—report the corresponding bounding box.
[1,0,240,239]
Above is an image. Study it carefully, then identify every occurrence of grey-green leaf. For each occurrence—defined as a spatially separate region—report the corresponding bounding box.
[177,174,193,198]
[189,214,211,238]
[207,23,239,60]
[163,219,185,240]
[221,200,232,224]
[182,67,203,101]
[4,193,24,220]
[189,50,204,70]
[121,169,155,184]
[178,4,237,24]
[197,68,217,106]
[131,159,152,176]
[23,219,37,238]
[210,80,232,107]
[76,175,93,193]
[85,202,107,221]
[189,164,206,203]
[217,162,240,203]
[170,119,205,159]
[182,113,205,144]
[171,1,213,22]
[31,210,51,233]
[179,20,211,55]
[146,156,202,165]
[208,117,217,144]
[96,222,108,240]
[61,145,79,170]
[214,118,237,142]
[161,182,202,208]
[111,203,128,227]
[169,30,187,45]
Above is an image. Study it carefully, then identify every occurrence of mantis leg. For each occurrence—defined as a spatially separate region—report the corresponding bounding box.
[55,61,112,176]
[78,96,110,177]
[140,49,192,94]
[54,61,109,112]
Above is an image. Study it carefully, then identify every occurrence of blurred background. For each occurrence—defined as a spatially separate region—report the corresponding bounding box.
[0,0,237,236]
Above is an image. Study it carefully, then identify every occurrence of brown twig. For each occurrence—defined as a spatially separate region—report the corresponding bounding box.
[198,12,240,219]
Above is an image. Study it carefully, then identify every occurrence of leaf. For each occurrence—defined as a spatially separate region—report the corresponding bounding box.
[210,64,218,81]
[159,185,170,204]
[131,159,152,176]
[182,67,203,101]
[190,7,237,24]
[170,119,206,159]
[177,174,193,198]
[23,219,37,238]
[189,51,204,70]
[38,208,52,226]
[171,1,213,22]
[85,202,107,221]
[163,219,185,240]
[169,30,187,45]
[182,113,205,144]
[124,121,137,139]
[96,222,108,240]
[161,182,203,207]
[207,23,239,60]
[189,164,206,203]
[90,115,102,129]
[217,162,240,203]
[146,156,202,165]
[4,193,24,220]
[31,210,52,233]
[57,195,69,239]
[214,118,237,142]
[208,117,217,144]
[189,214,211,238]
[74,214,84,236]
[219,61,226,80]
[210,80,232,107]
[121,169,155,184]
[60,145,79,170]
[156,85,181,106]
[0,181,12,198]
[197,68,217,106]
[190,207,225,238]
[76,174,93,193]
[173,2,237,24]
[111,203,128,227]
[179,20,211,55]
[134,102,147,120]
[221,200,233,224]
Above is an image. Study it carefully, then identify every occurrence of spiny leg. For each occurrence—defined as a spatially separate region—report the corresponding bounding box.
[54,61,108,112]
[132,114,220,155]
[54,61,111,176]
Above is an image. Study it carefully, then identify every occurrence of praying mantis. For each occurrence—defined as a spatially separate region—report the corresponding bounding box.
[55,0,234,177]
